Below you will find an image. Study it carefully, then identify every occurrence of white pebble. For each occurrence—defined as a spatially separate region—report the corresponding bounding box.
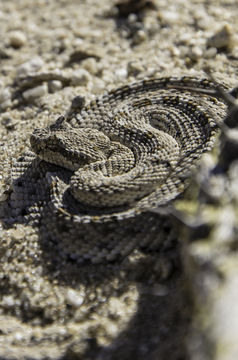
[0,88,11,103]
[133,30,147,44]
[48,80,63,93]
[115,68,128,80]
[71,69,91,86]
[22,83,48,101]
[17,56,44,77]
[14,332,24,341]
[82,58,101,75]
[10,228,24,240]
[127,61,144,76]
[159,10,179,24]
[0,88,11,110]
[188,46,203,60]
[2,295,15,307]
[9,31,27,48]
[204,47,217,58]
[66,289,84,307]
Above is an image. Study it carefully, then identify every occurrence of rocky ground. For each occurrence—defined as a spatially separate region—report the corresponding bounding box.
[0,0,238,359]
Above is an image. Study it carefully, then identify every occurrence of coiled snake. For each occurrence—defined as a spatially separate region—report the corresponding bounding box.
[10,76,227,262]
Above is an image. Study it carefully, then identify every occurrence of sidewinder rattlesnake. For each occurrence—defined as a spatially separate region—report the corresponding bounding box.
[7,76,227,262]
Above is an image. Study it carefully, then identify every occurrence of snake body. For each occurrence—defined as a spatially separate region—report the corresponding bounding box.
[29,76,226,221]
[9,76,227,262]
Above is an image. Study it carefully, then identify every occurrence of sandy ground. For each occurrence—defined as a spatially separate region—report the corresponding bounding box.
[0,0,238,359]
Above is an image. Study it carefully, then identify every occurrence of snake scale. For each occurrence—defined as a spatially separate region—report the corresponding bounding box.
[8,76,227,263]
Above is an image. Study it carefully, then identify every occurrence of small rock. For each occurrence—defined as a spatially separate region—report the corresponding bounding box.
[66,289,84,308]
[170,45,180,57]
[128,13,138,23]
[115,67,128,80]
[0,88,12,110]
[0,88,11,102]
[196,17,212,30]
[188,46,203,61]
[2,295,15,307]
[9,31,27,48]
[10,227,25,240]
[158,10,179,25]
[206,175,226,200]
[93,77,106,92]
[207,24,234,50]
[71,69,91,86]
[14,332,24,342]
[1,115,17,130]
[48,80,63,93]
[127,60,144,76]
[133,29,147,44]
[0,48,11,59]
[22,83,48,101]
[213,206,235,243]
[70,95,85,110]
[82,58,102,75]
[17,57,44,77]
[204,47,217,59]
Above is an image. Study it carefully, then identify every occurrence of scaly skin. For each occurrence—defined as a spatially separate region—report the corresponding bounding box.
[8,76,228,262]
[29,76,227,218]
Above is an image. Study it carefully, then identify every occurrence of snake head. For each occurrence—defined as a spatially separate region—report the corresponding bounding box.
[30,120,111,171]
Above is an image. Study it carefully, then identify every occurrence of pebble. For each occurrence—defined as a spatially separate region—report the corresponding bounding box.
[0,88,12,110]
[9,31,27,48]
[170,45,180,57]
[127,61,144,76]
[66,289,84,308]
[204,47,217,59]
[70,95,85,110]
[71,69,91,86]
[22,83,48,101]
[133,30,147,45]
[188,46,203,61]
[1,116,18,130]
[14,332,24,342]
[115,68,128,80]
[213,207,235,243]
[9,227,25,240]
[158,10,179,25]
[82,58,102,75]
[48,80,63,93]
[2,295,15,308]
[17,56,44,77]
[207,24,234,50]
[92,77,106,92]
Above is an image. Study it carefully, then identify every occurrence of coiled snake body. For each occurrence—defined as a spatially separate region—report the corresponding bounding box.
[10,76,227,262]
[29,76,226,220]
